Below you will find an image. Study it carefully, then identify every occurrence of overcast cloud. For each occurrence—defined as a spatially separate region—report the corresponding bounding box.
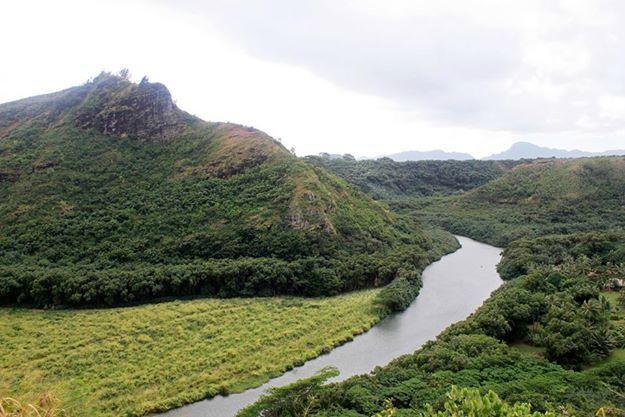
[168,0,625,133]
[2,0,625,156]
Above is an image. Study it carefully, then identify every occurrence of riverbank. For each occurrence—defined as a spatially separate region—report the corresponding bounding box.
[161,236,503,417]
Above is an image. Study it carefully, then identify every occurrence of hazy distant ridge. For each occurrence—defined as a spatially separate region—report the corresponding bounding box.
[485,141,625,160]
[385,150,474,161]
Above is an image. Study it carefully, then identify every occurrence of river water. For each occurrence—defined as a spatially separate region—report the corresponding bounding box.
[158,236,502,417]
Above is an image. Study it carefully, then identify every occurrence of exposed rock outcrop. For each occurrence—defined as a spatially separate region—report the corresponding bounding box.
[0,73,199,141]
[74,74,196,140]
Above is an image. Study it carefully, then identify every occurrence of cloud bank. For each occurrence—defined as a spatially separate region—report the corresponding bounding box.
[166,0,625,136]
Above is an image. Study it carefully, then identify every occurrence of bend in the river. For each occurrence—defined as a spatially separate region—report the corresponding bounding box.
[158,236,503,417]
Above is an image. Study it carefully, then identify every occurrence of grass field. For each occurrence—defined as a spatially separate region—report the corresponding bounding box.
[0,290,382,417]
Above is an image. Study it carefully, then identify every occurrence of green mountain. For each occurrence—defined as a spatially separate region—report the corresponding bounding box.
[418,157,625,245]
[0,73,452,307]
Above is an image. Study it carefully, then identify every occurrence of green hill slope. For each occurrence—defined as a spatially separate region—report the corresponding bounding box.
[305,155,519,199]
[0,73,453,307]
[416,157,625,245]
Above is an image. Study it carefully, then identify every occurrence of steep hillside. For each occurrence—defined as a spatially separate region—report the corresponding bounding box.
[0,73,453,307]
[415,157,625,245]
[305,155,519,199]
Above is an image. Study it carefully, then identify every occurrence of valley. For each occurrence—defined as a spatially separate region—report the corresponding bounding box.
[160,236,503,417]
[1,75,624,417]
[243,156,625,417]
[4,3,625,417]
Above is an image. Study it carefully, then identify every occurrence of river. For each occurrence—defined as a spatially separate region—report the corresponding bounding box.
[158,236,503,417]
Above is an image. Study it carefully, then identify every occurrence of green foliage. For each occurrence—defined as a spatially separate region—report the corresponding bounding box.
[258,153,625,417]
[305,156,518,200]
[410,158,625,247]
[0,244,452,308]
[243,233,625,416]
[419,386,563,417]
[498,231,625,280]
[531,295,614,366]
[238,367,340,417]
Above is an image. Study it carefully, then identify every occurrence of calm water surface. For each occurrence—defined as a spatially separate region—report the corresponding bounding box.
[158,236,502,417]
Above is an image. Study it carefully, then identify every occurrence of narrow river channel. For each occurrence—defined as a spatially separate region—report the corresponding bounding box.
[158,236,503,417]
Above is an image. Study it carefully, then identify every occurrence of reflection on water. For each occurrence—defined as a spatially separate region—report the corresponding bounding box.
[157,236,502,417]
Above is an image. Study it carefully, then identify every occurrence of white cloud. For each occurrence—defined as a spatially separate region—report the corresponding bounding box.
[2,0,625,157]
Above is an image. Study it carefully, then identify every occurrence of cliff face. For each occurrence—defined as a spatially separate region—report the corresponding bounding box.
[73,75,195,140]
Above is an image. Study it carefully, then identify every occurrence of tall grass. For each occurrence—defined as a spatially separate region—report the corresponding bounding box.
[1,290,382,417]
[0,394,66,417]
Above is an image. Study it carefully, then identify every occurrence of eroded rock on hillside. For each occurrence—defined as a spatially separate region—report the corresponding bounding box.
[74,74,196,140]
[0,72,198,140]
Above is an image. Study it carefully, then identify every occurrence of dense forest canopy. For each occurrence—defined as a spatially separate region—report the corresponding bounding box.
[306,155,520,199]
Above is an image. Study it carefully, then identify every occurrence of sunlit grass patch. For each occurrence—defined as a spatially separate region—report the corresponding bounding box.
[0,290,382,417]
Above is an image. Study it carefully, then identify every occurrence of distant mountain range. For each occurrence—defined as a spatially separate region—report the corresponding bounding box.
[484,141,625,160]
[385,150,474,161]
[374,142,625,161]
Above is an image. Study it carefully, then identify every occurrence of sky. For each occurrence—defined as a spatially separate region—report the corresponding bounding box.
[2,0,625,158]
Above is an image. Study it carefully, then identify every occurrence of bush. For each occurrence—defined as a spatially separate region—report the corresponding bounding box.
[419,386,565,417]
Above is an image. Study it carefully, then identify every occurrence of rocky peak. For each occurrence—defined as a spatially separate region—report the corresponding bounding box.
[74,73,196,140]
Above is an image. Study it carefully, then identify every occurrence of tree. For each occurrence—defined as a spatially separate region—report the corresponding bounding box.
[237,367,339,417]
[118,68,130,80]
[531,295,614,366]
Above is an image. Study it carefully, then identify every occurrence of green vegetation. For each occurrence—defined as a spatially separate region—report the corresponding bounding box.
[240,378,568,417]
[0,73,455,307]
[497,230,625,280]
[0,290,384,417]
[306,155,519,199]
[418,386,566,417]
[241,271,625,417]
[409,157,625,246]
[242,191,625,416]
[6,75,625,417]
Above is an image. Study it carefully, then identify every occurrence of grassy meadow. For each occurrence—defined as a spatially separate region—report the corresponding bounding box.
[0,290,382,417]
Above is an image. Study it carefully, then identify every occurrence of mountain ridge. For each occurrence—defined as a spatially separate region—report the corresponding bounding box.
[484,141,625,160]
[384,149,474,161]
